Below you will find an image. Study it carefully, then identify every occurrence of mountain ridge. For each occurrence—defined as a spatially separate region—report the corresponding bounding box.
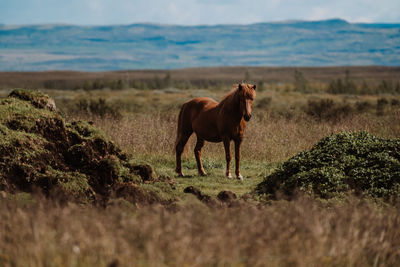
[0,19,399,71]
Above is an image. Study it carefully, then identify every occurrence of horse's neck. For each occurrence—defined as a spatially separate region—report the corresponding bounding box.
[218,91,242,122]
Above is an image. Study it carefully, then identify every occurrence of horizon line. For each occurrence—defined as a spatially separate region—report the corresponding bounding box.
[2,18,400,28]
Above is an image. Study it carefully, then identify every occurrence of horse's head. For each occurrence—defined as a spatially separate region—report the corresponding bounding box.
[238,83,256,121]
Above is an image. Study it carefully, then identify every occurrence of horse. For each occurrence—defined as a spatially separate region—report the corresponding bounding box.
[175,83,256,180]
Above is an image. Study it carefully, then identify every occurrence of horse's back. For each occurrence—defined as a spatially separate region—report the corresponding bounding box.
[179,97,221,142]
[181,97,217,119]
[185,97,218,109]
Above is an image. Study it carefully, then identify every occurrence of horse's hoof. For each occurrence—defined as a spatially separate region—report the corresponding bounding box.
[226,173,233,179]
[176,172,184,177]
[199,172,207,176]
[237,174,244,181]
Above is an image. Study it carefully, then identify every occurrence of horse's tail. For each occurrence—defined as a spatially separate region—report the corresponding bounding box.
[175,102,193,145]
[176,103,186,144]
[175,102,193,175]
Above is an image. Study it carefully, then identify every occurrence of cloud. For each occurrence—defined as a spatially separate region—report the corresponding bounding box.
[0,0,399,25]
[309,7,329,21]
[86,0,105,15]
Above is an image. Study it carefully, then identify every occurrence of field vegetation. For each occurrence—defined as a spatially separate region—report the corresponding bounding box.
[1,67,400,266]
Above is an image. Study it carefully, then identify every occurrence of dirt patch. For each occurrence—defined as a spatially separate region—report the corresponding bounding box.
[112,182,161,205]
[0,89,164,204]
[183,186,241,207]
[183,186,218,206]
[217,190,237,202]
[132,164,156,182]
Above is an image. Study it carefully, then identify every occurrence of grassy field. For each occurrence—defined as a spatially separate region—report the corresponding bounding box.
[1,68,400,266]
[1,85,397,196]
[0,66,399,91]
[2,193,400,266]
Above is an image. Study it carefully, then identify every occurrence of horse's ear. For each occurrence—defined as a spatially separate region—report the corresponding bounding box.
[238,84,243,91]
[253,84,256,90]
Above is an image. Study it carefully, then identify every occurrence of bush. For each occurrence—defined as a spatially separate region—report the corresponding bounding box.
[256,131,400,199]
[294,70,309,93]
[256,96,272,109]
[76,98,122,119]
[376,97,389,116]
[328,79,357,94]
[305,98,352,122]
[392,99,400,106]
[327,70,358,95]
[355,101,372,113]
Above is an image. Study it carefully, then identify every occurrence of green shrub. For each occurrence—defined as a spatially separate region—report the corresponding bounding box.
[376,97,389,116]
[355,101,372,113]
[76,98,122,119]
[256,96,272,109]
[256,131,400,199]
[294,70,309,93]
[392,98,400,106]
[305,98,352,122]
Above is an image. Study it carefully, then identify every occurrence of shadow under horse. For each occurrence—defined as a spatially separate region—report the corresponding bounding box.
[175,83,256,180]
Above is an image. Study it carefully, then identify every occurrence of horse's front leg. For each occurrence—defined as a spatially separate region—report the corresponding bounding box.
[223,137,232,178]
[234,139,243,180]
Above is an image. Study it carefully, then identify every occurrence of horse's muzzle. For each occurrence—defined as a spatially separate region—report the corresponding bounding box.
[244,114,251,121]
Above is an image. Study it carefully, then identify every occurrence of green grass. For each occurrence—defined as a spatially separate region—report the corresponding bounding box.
[133,153,276,198]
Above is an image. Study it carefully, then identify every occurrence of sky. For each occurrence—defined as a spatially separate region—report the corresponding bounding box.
[0,0,399,25]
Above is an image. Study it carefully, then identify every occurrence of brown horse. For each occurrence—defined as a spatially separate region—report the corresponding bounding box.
[175,83,256,180]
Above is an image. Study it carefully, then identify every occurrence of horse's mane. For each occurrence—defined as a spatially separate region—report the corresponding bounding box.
[219,84,240,107]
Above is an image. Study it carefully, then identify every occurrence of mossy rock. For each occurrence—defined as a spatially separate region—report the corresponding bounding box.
[0,89,164,204]
[256,131,400,199]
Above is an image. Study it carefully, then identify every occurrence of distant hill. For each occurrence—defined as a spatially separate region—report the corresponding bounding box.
[0,19,399,71]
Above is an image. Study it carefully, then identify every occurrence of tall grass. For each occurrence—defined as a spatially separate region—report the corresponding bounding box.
[48,87,400,165]
[1,195,399,266]
[89,111,400,163]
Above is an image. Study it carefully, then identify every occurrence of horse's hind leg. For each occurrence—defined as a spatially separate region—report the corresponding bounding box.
[175,133,191,176]
[223,137,232,178]
[194,137,206,176]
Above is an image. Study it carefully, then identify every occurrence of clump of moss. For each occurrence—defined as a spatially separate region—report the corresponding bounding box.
[9,89,57,111]
[0,89,165,204]
[256,131,400,199]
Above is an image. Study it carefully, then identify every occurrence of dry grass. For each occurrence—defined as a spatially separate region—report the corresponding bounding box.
[1,194,399,267]
[88,110,400,164]
[40,87,399,164]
